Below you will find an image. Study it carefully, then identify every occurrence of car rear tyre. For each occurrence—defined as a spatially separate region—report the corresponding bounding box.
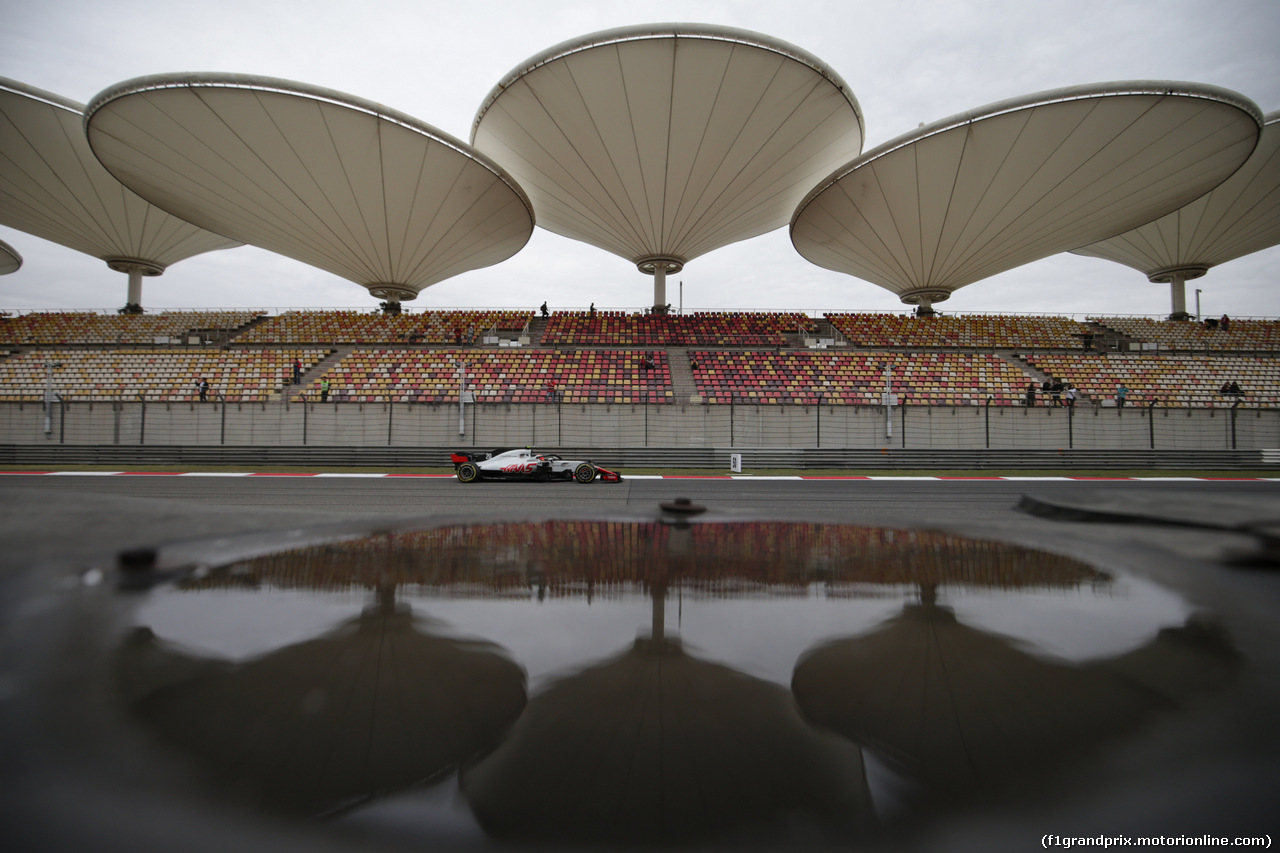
[573,462,596,484]
[457,462,480,483]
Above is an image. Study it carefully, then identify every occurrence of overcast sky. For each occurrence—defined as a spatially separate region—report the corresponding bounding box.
[3,0,1278,318]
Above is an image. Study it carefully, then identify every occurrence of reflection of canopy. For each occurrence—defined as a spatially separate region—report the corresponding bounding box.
[472,24,865,308]
[790,594,1230,796]
[1072,111,1280,317]
[0,237,19,274]
[116,593,526,815]
[462,632,874,843]
[186,522,1106,596]
[85,74,534,305]
[0,77,242,305]
[792,82,1263,311]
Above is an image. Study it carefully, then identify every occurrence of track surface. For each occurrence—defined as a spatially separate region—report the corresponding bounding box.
[5,473,1278,538]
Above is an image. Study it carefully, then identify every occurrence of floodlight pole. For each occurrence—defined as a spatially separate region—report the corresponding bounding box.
[1195,288,1202,321]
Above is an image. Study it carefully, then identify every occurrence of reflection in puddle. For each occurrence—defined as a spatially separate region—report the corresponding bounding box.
[118,521,1238,847]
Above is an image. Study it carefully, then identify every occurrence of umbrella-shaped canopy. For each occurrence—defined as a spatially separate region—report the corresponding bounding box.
[460,582,875,845]
[115,589,527,816]
[1072,110,1280,318]
[0,77,242,310]
[791,82,1263,314]
[471,23,865,312]
[791,589,1216,798]
[85,74,534,308]
[0,237,20,275]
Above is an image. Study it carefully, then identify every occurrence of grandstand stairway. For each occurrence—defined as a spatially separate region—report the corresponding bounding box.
[666,348,699,402]
[286,346,351,401]
[1000,352,1049,390]
[526,316,549,345]
[1083,320,1132,353]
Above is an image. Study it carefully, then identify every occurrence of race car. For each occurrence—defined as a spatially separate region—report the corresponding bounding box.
[449,447,623,484]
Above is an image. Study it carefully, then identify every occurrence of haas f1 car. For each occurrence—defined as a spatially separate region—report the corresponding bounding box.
[450,448,623,484]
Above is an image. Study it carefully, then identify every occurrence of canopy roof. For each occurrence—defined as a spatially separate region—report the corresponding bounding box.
[471,23,865,278]
[791,82,1264,307]
[0,77,241,277]
[0,237,20,275]
[85,74,535,303]
[1072,110,1280,283]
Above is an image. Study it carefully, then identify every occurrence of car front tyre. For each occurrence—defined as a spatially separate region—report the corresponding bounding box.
[573,462,596,484]
[457,462,480,483]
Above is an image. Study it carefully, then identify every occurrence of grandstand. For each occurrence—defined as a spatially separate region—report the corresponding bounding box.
[2,308,1278,451]
[238,310,534,345]
[0,310,263,345]
[0,347,331,402]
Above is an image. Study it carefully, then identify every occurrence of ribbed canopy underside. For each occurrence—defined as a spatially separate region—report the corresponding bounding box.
[791,83,1263,304]
[1072,111,1280,280]
[85,75,534,297]
[0,238,20,275]
[0,77,241,271]
[472,24,865,270]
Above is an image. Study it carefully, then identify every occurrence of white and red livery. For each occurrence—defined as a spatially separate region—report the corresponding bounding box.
[450,447,622,484]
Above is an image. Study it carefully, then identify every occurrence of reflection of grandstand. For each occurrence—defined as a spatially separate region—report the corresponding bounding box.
[183,521,1108,598]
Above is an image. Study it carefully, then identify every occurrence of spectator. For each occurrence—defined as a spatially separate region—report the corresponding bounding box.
[1050,379,1063,407]
[689,358,699,371]
[1221,381,1243,396]
[1219,314,1231,332]
[453,325,462,345]
[1116,384,1127,407]
[196,376,209,402]
[1025,383,1036,407]
[1065,385,1077,407]
[1082,331,1094,351]
[321,378,330,402]
[292,358,301,384]
[589,303,596,318]
[540,301,549,318]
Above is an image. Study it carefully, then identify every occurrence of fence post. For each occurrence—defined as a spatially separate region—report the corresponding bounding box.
[113,402,121,445]
[59,399,66,444]
[645,393,649,447]
[1148,399,1157,449]
[730,396,735,447]
[387,402,393,446]
[1231,400,1240,450]
[985,397,991,448]
[138,395,146,445]
[303,402,308,446]
[816,395,822,447]
[220,396,226,446]
[1067,400,1073,449]
[558,396,562,446]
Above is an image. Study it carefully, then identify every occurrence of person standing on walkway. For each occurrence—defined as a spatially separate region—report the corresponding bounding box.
[292,359,301,384]
[321,378,330,403]
[1117,384,1128,407]
[1025,383,1036,407]
[196,376,209,402]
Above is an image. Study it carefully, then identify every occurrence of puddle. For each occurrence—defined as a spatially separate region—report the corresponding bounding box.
[115,521,1237,848]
